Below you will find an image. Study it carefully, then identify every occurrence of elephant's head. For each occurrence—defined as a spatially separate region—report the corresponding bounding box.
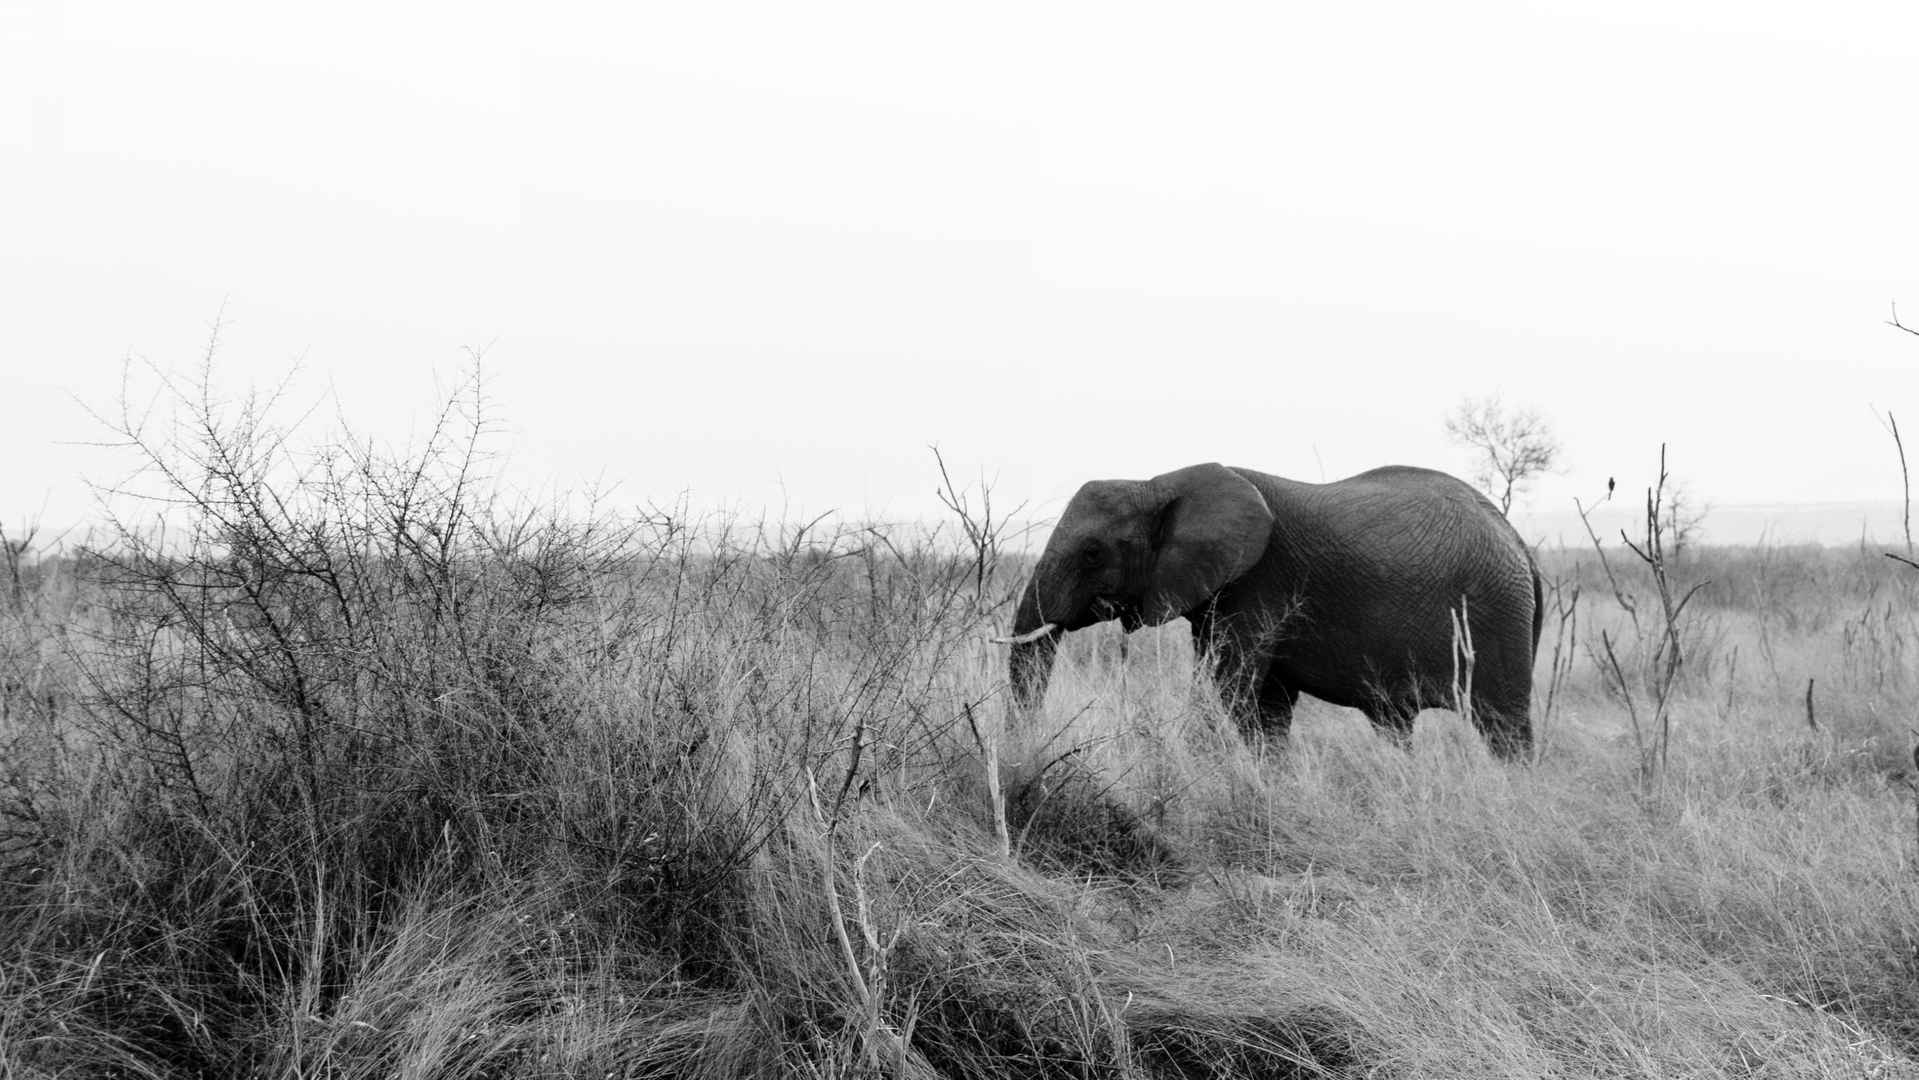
[1008,462,1275,712]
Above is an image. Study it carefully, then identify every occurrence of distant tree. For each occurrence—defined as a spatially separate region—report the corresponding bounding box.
[0,520,35,608]
[1661,479,1709,559]
[1444,395,1562,515]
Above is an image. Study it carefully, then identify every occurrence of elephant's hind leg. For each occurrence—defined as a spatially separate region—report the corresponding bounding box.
[1364,700,1418,752]
[1470,693,1534,760]
[1253,672,1299,740]
[1467,650,1536,760]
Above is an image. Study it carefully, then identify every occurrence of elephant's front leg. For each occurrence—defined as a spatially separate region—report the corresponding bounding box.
[1193,611,1289,740]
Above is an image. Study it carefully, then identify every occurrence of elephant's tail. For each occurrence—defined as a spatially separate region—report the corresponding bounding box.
[1529,560,1544,657]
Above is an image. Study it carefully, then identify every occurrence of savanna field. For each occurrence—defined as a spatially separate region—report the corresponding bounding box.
[3,387,1918,1078]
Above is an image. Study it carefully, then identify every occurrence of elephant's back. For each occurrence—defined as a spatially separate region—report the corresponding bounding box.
[1352,468,1522,573]
[1235,463,1528,574]
[1255,465,1534,657]
[1337,465,1499,511]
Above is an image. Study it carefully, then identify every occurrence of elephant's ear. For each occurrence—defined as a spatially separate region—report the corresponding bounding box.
[1140,464,1275,624]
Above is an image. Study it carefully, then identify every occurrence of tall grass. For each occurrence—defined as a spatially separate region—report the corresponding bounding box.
[2,372,1917,1076]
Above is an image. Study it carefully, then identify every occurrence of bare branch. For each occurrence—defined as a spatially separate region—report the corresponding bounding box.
[1575,494,1636,624]
[1875,408,1912,558]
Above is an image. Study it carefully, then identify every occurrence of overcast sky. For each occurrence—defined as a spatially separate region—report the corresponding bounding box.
[5,1,1918,545]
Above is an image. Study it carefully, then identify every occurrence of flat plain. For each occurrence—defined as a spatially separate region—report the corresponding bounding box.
[2,408,1916,1078]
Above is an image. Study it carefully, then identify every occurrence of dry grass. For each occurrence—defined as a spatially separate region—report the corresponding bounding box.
[2,377,1917,1077]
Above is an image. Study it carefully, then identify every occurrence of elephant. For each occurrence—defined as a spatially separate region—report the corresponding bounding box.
[1004,462,1540,758]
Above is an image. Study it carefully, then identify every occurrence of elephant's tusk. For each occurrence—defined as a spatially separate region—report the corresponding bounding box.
[990,623,1058,645]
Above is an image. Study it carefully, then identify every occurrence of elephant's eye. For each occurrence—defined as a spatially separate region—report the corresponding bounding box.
[1078,545,1102,567]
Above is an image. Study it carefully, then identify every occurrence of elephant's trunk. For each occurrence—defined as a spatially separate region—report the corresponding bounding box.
[1008,572,1064,713]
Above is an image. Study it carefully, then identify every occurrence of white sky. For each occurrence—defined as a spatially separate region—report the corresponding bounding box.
[4,1,1918,545]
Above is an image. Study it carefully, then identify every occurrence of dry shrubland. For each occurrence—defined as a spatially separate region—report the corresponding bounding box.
[2,375,1917,1078]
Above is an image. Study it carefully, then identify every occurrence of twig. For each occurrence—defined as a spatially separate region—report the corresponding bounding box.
[805,769,902,1071]
[831,712,867,821]
[1876,408,1912,557]
[963,702,1011,858]
[1450,595,1476,733]
[1721,644,1739,719]
[1575,495,1637,624]
[1598,630,1645,774]
[1538,577,1580,756]
[1890,302,1919,338]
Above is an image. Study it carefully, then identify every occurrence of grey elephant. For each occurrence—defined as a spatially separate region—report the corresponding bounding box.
[1005,462,1540,758]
